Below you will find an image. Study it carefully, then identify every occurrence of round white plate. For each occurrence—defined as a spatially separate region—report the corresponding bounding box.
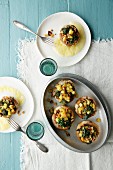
[37,12,91,67]
[41,74,109,152]
[0,77,34,133]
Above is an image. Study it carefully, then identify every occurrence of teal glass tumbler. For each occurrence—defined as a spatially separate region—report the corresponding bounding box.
[26,122,44,141]
[39,58,57,76]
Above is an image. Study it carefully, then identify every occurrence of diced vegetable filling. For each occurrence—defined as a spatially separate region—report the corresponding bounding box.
[77,98,96,119]
[77,125,98,144]
[55,107,74,128]
[54,82,76,103]
[60,25,80,46]
[0,96,18,117]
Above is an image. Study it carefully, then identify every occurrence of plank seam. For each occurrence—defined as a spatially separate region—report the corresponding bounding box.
[67,0,69,11]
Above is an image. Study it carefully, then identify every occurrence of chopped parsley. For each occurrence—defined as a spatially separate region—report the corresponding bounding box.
[57,118,71,127]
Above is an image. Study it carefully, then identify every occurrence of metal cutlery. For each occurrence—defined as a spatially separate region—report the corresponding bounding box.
[8,117,48,153]
[13,20,54,46]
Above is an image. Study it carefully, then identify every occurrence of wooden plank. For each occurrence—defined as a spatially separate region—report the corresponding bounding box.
[0,0,112,169]
[0,1,20,170]
[69,0,113,39]
[0,2,15,170]
[9,0,68,170]
[10,0,68,36]
[9,0,27,77]
[0,0,10,76]
[0,1,11,170]
[10,132,21,170]
[9,0,68,76]
[37,0,68,24]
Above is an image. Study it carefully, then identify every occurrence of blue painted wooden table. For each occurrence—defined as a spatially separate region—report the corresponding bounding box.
[0,0,113,169]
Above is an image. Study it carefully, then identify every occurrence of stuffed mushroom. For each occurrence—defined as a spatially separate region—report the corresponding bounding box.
[75,96,96,119]
[52,106,75,130]
[53,80,76,104]
[76,121,99,144]
[60,25,80,46]
[0,96,19,118]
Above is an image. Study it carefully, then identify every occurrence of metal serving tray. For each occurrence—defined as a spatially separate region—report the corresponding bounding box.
[41,74,111,153]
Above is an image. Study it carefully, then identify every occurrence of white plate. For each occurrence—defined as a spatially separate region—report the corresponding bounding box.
[0,77,34,133]
[37,12,91,67]
[41,74,109,152]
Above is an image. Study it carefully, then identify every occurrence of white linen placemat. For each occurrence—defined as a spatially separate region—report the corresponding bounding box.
[17,39,113,170]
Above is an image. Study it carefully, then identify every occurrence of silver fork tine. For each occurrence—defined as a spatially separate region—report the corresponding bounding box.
[41,36,54,44]
[45,40,54,44]
[44,40,54,46]
[46,42,54,46]
[8,118,19,130]
[45,41,53,44]
[8,120,17,130]
[44,38,54,43]
[10,117,19,126]
[44,40,54,44]
[41,39,54,46]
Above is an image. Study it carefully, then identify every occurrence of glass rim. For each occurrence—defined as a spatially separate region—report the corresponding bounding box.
[26,122,45,141]
[39,58,58,76]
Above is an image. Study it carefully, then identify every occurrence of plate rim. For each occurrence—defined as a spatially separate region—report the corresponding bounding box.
[37,11,91,67]
[41,73,111,153]
[0,76,34,133]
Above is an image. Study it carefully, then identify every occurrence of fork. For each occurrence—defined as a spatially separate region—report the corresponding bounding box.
[13,20,54,46]
[8,117,48,153]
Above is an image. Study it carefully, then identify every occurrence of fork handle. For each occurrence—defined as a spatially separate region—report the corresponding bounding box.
[20,128,48,152]
[13,20,37,36]
[35,141,48,153]
[20,128,26,134]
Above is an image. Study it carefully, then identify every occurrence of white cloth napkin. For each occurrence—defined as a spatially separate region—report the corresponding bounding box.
[17,39,113,170]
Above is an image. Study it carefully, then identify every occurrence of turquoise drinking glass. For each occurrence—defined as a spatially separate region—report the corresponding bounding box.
[26,122,44,141]
[39,58,58,76]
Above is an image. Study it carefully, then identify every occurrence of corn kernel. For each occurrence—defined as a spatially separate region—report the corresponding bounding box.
[11,109,15,114]
[67,83,71,87]
[56,84,62,91]
[59,95,63,100]
[56,118,59,122]
[78,107,84,113]
[72,91,75,94]
[83,102,87,107]
[68,35,72,39]
[79,103,83,107]
[63,36,66,42]
[61,90,65,94]
[87,111,91,114]
[64,117,68,121]
[69,85,72,89]
[81,137,84,141]
[66,87,70,91]
[61,112,67,118]
[90,103,93,107]
[69,29,74,35]
[87,99,90,105]
[79,133,82,137]
[92,103,96,109]
[9,105,14,109]
[67,113,70,117]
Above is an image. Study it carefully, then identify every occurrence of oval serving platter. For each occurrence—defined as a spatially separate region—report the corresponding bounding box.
[41,74,111,153]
